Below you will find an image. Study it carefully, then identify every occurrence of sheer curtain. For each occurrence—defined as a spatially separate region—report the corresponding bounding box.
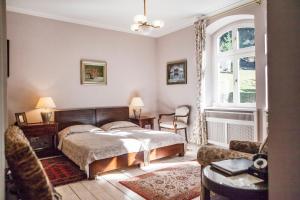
[190,19,208,145]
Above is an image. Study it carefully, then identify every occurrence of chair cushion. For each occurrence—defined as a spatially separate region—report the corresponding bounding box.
[229,140,261,154]
[175,106,189,123]
[159,121,187,129]
[5,126,55,200]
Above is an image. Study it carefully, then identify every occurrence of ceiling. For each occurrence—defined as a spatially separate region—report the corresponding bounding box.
[6,0,252,38]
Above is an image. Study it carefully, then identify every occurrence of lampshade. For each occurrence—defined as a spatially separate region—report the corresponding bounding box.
[35,97,56,109]
[130,24,140,32]
[152,20,164,28]
[130,97,144,107]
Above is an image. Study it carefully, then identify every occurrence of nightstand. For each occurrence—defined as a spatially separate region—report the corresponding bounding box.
[19,122,60,158]
[129,116,155,129]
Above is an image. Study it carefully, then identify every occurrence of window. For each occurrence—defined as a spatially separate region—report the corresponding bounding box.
[213,22,256,106]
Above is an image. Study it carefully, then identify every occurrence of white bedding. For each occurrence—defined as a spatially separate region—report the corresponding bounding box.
[58,126,186,173]
[58,130,144,170]
[112,126,186,150]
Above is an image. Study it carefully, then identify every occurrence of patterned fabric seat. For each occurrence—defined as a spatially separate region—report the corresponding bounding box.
[159,121,188,129]
[5,125,61,200]
[197,138,268,167]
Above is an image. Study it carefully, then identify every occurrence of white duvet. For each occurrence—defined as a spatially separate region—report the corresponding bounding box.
[58,125,186,172]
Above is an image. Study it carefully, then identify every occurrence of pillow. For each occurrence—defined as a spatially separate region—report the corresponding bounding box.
[65,124,102,133]
[58,124,103,142]
[101,121,138,131]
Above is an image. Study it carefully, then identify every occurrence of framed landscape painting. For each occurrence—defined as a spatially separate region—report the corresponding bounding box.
[166,59,187,85]
[81,60,107,85]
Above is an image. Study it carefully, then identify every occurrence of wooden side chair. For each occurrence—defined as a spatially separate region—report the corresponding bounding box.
[158,105,190,142]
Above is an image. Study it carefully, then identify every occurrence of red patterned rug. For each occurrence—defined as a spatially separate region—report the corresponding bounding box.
[120,163,201,200]
[41,156,86,186]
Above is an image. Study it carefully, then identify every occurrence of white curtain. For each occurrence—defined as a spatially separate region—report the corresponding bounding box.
[190,19,208,145]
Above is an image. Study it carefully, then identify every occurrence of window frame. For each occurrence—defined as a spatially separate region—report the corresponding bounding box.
[212,21,256,108]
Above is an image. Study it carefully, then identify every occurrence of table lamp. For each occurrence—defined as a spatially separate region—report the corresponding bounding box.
[130,97,144,119]
[35,97,56,123]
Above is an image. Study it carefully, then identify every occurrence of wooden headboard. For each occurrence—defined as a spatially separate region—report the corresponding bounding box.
[54,106,129,131]
[96,107,129,127]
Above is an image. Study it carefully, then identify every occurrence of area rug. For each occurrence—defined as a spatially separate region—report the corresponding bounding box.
[120,163,201,200]
[41,156,86,186]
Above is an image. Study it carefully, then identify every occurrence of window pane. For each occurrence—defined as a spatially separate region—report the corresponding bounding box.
[239,56,256,103]
[238,28,255,49]
[218,60,234,103]
[219,31,233,52]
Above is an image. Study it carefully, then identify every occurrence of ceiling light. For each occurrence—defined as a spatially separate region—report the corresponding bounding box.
[131,0,164,34]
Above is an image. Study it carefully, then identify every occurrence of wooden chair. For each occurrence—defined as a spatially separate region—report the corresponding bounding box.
[158,105,190,142]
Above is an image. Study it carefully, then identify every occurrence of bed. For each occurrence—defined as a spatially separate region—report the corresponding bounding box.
[54,106,186,178]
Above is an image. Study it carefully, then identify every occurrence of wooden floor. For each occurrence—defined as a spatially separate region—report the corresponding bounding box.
[55,144,200,200]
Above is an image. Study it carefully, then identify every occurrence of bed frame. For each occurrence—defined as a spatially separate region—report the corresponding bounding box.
[54,106,185,178]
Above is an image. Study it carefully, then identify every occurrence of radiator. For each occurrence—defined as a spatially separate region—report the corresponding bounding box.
[205,109,258,147]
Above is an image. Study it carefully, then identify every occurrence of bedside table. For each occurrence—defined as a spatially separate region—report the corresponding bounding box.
[129,116,155,129]
[19,122,60,158]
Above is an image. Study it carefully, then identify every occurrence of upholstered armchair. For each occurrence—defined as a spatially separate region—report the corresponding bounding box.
[158,105,190,142]
[197,139,268,167]
[5,126,61,200]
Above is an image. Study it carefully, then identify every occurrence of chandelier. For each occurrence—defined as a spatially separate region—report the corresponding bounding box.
[131,0,164,33]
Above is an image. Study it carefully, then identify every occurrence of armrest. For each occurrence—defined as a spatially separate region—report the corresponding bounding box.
[197,145,253,167]
[229,140,261,154]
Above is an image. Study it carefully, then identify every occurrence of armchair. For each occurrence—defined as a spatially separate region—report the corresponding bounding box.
[5,126,61,200]
[158,105,190,142]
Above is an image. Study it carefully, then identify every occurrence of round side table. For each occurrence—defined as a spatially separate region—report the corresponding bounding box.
[202,165,268,200]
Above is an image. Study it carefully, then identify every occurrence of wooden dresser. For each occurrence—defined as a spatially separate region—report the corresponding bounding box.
[19,122,59,158]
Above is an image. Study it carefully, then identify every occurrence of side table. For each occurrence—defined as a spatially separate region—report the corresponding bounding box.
[129,116,155,129]
[202,165,268,200]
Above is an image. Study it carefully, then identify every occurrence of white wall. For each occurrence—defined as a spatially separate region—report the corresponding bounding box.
[7,12,157,123]
[156,26,197,139]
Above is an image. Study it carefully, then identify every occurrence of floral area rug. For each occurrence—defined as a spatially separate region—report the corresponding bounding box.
[120,163,201,200]
[41,156,86,186]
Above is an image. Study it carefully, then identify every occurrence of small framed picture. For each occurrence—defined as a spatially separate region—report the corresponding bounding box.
[15,112,28,126]
[81,60,107,85]
[167,59,187,85]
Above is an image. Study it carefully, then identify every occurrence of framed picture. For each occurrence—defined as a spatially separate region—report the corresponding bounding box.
[15,112,27,126]
[166,59,187,85]
[81,60,107,84]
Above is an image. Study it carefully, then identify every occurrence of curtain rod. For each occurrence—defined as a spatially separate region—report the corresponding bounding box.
[199,0,262,21]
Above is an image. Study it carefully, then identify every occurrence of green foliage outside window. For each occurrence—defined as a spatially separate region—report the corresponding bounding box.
[219,31,232,52]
